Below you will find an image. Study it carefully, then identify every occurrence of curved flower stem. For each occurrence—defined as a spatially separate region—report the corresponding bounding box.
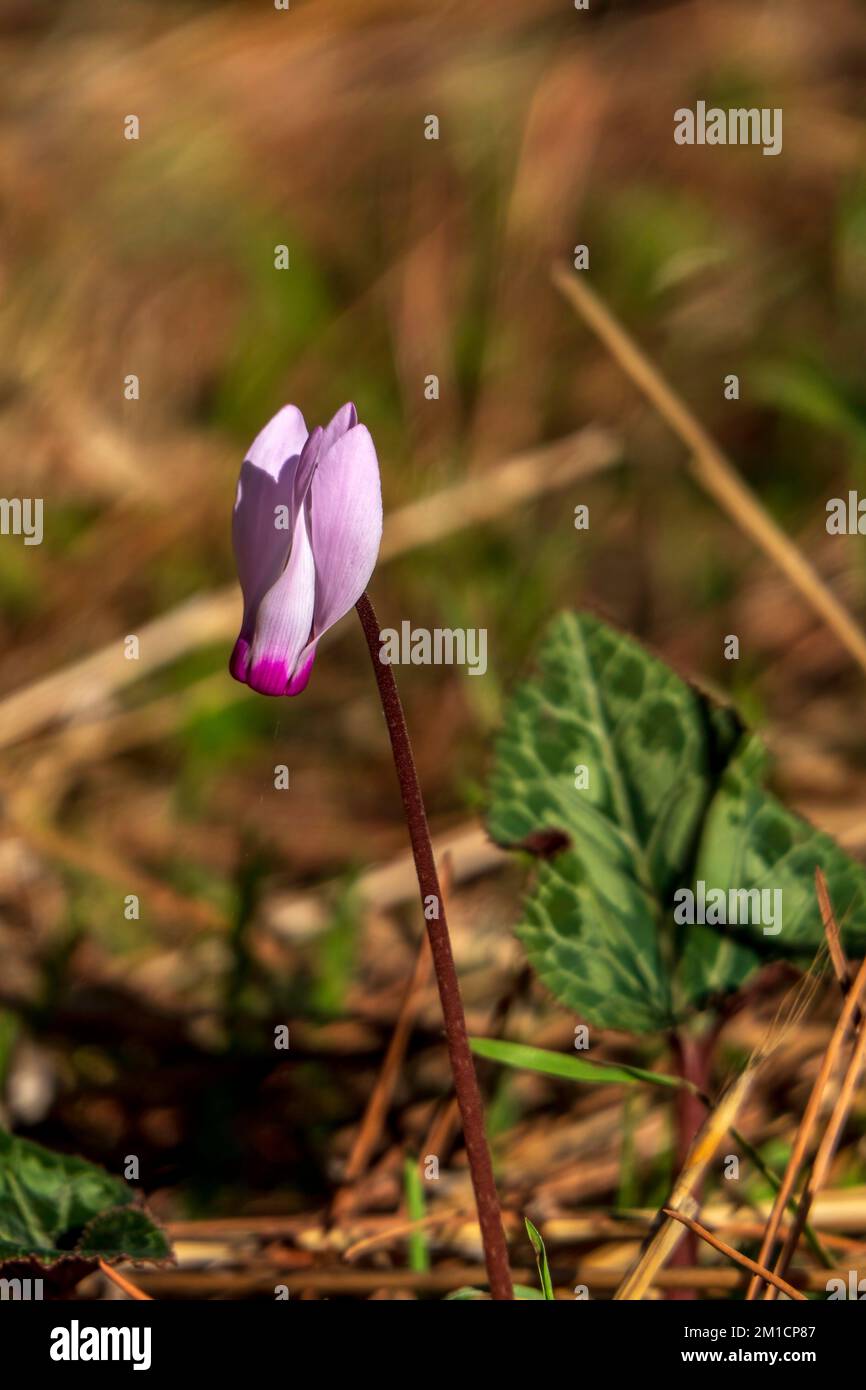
[355,592,513,1300]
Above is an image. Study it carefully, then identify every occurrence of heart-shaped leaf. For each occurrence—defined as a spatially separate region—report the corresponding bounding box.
[488,612,866,1032]
[0,1129,170,1267]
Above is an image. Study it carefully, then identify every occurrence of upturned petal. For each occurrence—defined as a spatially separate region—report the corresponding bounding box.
[245,510,316,696]
[305,420,382,650]
[231,405,309,645]
[319,401,357,458]
[246,403,309,481]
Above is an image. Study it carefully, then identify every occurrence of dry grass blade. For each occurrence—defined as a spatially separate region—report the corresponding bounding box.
[343,1209,465,1263]
[615,970,817,1303]
[421,1095,461,1169]
[770,997,866,1295]
[613,1065,756,1300]
[662,1208,806,1301]
[98,1260,153,1302]
[551,263,866,678]
[746,935,866,1296]
[816,866,856,1004]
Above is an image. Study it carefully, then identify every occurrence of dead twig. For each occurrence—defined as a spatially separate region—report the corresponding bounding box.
[614,1065,759,1300]
[816,867,859,1020]
[662,1208,806,1301]
[746,946,866,1296]
[343,1208,467,1263]
[770,994,866,1295]
[98,1260,153,1302]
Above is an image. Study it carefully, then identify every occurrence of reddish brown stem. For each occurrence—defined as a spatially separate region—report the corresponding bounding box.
[355,592,513,1300]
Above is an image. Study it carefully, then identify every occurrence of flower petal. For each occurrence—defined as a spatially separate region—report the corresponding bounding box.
[285,644,318,696]
[319,401,357,458]
[246,403,309,480]
[290,425,322,525]
[245,512,316,695]
[231,405,309,643]
[306,422,382,648]
[229,635,251,683]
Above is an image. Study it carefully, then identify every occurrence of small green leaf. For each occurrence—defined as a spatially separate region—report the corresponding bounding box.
[0,1129,170,1268]
[525,1218,554,1300]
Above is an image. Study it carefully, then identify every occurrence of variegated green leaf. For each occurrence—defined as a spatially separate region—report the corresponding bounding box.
[0,1129,170,1268]
[489,612,866,1031]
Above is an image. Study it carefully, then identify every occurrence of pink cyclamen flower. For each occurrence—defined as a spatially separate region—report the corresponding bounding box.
[230,402,382,696]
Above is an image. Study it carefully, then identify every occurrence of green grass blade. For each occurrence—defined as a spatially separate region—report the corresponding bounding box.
[470,1036,687,1091]
[525,1217,554,1300]
[403,1157,430,1274]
